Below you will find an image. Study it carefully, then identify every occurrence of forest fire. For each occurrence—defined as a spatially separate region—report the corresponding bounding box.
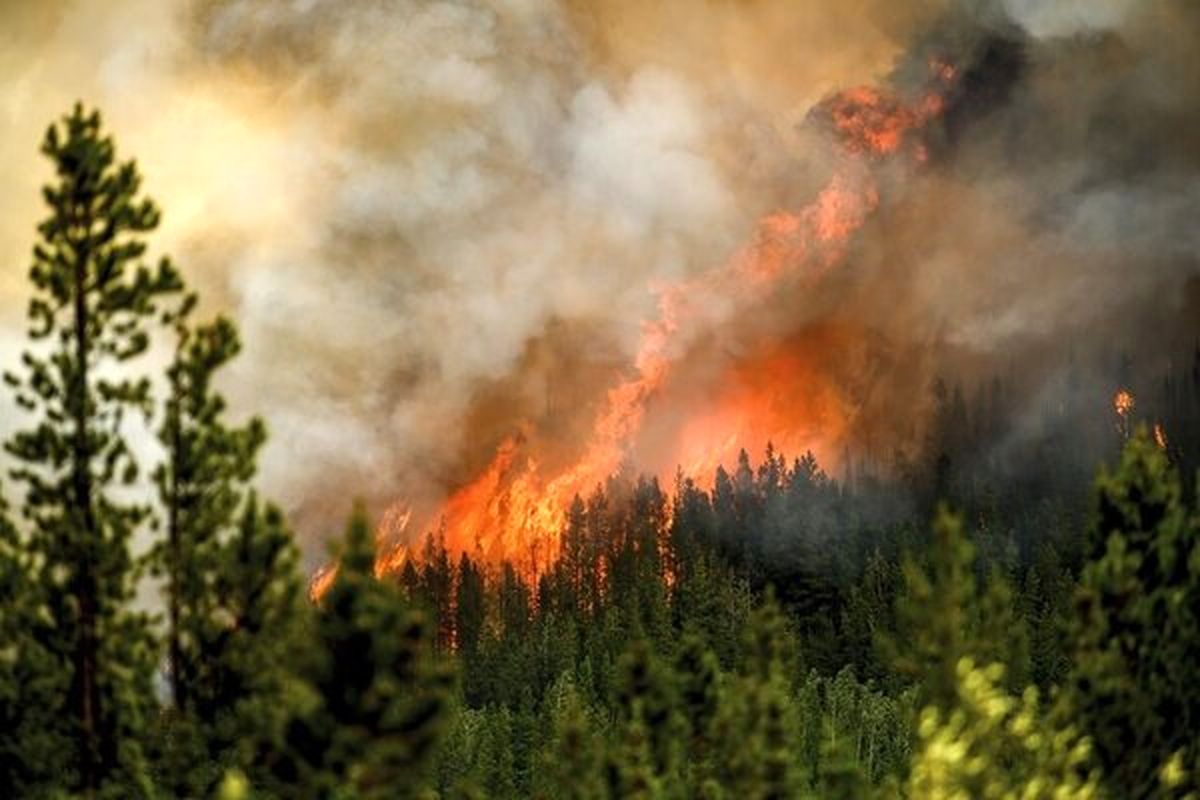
[311,61,960,598]
[1114,388,1135,439]
[7,4,1200,796]
[662,336,852,484]
[1113,389,1135,417]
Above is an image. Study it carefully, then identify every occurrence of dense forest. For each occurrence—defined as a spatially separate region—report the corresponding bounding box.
[1,107,1198,799]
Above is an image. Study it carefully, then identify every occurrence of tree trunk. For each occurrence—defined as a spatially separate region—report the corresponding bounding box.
[167,380,184,711]
[71,214,101,798]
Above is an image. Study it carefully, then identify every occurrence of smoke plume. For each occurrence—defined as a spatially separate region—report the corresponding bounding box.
[0,0,1196,564]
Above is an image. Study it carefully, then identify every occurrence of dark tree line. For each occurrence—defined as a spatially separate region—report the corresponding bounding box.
[1,106,1198,799]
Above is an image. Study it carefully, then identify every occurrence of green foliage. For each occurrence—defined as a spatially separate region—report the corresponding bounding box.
[978,565,1032,693]
[0,490,71,793]
[906,658,1101,799]
[153,296,266,703]
[674,630,721,791]
[180,498,306,791]
[1067,428,1200,797]
[609,639,685,798]
[709,594,804,799]
[3,103,182,796]
[268,504,454,799]
[150,287,303,796]
[883,505,978,711]
[4,104,1200,800]
[535,683,606,800]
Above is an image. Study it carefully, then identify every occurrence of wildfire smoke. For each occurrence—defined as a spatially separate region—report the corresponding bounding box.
[364,63,960,584]
[2,1,1197,581]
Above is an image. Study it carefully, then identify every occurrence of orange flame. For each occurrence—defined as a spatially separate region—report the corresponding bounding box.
[1154,422,1167,450]
[308,564,338,602]
[312,64,959,596]
[665,335,851,481]
[1113,388,1135,418]
[1113,388,1135,440]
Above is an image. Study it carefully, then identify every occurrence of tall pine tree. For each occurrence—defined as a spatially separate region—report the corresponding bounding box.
[3,104,182,796]
[150,290,306,794]
[154,296,266,711]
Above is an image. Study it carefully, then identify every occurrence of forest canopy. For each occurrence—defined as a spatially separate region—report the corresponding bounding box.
[0,103,1196,800]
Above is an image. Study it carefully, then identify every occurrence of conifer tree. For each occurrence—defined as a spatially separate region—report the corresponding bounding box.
[710,593,803,799]
[906,659,1100,800]
[610,639,685,798]
[816,722,872,800]
[1067,429,1200,797]
[3,104,182,796]
[881,506,977,712]
[536,684,606,800]
[842,547,898,684]
[561,495,589,609]
[153,296,265,711]
[976,566,1030,692]
[420,530,455,651]
[673,630,721,793]
[149,292,303,793]
[0,490,69,793]
[170,496,305,793]
[476,708,520,799]
[455,553,486,658]
[270,504,454,798]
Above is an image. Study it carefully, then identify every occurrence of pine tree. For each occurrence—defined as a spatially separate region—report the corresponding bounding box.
[198,497,306,790]
[3,104,182,796]
[881,506,976,712]
[976,566,1030,693]
[561,495,589,610]
[842,547,899,684]
[1024,543,1072,689]
[673,630,721,793]
[710,593,803,799]
[150,292,295,794]
[610,639,685,798]
[816,720,872,800]
[906,659,1100,800]
[270,504,454,798]
[0,489,70,793]
[420,530,455,651]
[455,553,486,658]
[476,707,520,799]
[536,687,606,800]
[1067,429,1200,797]
[154,296,265,710]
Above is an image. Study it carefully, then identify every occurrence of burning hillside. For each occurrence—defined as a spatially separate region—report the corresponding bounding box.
[326,59,963,591]
[11,0,1193,584]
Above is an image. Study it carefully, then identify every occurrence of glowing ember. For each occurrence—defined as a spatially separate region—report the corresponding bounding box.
[308,565,338,602]
[1113,388,1135,440]
[1113,389,1135,418]
[311,61,960,596]
[1154,422,1168,450]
